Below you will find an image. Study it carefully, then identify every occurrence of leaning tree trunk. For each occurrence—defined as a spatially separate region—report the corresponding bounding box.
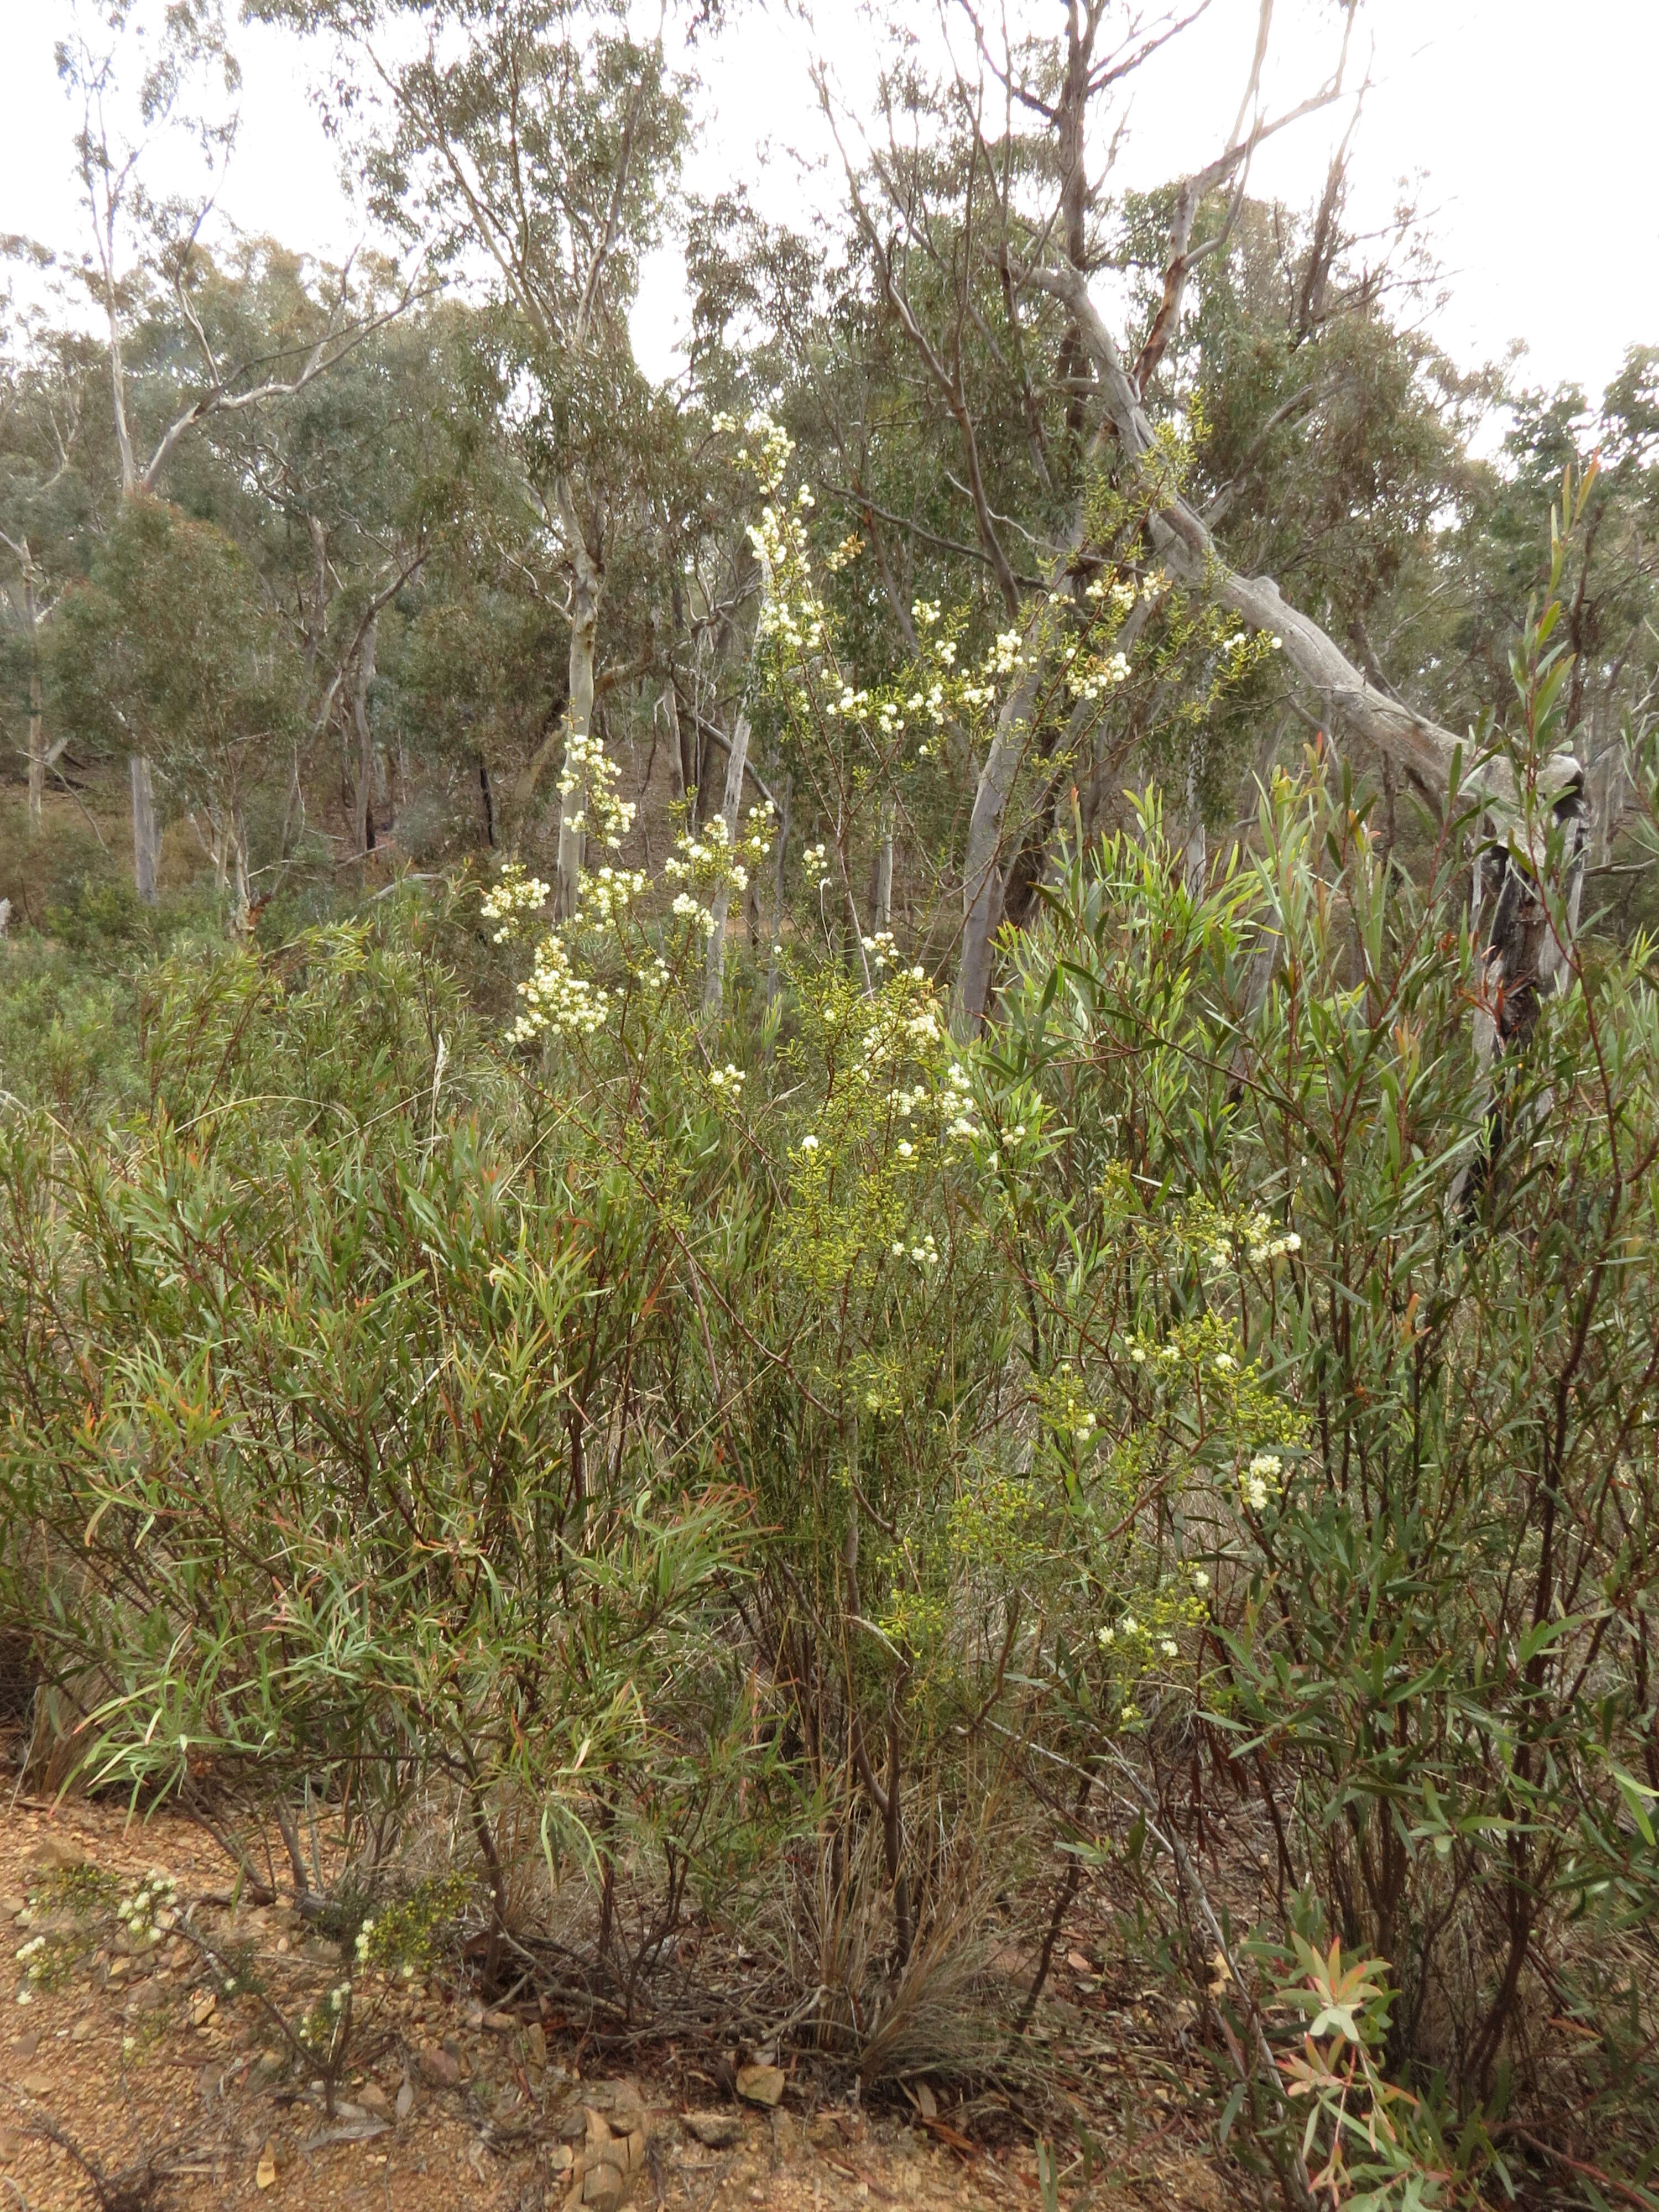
[956,654,1045,1032]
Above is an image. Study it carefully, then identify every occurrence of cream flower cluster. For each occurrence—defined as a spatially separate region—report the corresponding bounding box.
[662,804,774,901]
[480,865,551,943]
[114,1870,178,1944]
[891,1230,940,1267]
[510,931,611,1042]
[558,726,637,854]
[715,410,797,497]
[579,865,646,927]
[1207,1209,1303,1270]
[1242,1450,1285,1512]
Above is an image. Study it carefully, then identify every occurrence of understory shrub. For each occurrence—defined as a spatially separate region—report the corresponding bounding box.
[1,766,1657,2206]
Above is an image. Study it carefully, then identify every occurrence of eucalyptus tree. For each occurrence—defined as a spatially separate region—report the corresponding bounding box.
[156,253,477,864]
[814,0,1592,1044]
[1442,351,1659,870]
[255,0,708,911]
[54,0,425,898]
[54,494,304,922]
[0,304,102,835]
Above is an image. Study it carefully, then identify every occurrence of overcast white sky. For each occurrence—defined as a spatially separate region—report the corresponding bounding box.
[4,0,1653,411]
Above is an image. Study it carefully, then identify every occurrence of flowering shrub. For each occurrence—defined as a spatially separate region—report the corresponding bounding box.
[2,723,1658,2203]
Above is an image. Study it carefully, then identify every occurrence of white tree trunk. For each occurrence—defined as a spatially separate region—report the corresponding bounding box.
[871,796,895,935]
[664,680,687,802]
[703,714,751,1016]
[1029,263,1519,813]
[955,653,1045,1033]
[556,556,600,920]
[227,800,251,933]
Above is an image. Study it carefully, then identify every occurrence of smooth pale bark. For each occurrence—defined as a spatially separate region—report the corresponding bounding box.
[279,748,305,862]
[955,647,1051,1033]
[956,424,1153,1029]
[552,531,602,919]
[205,802,252,931]
[702,714,752,1016]
[103,271,168,904]
[130,756,159,904]
[870,796,895,935]
[663,680,687,802]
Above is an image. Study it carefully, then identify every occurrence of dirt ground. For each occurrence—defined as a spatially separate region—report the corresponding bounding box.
[0,1797,1237,2212]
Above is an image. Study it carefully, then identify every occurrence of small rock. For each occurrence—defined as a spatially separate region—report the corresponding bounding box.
[482,2007,517,2032]
[734,2063,786,2110]
[1,1897,25,1919]
[554,2080,650,2212]
[12,2031,40,2061]
[682,2110,743,2149]
[19,2073,53,2100]
[69,2016,94,2043]
[25,1837,88,1872]
[255,2138,278,2190]
[395,2077,416,2122]
[357,2082,393,2120]
[525,2021,548,2069]
[189,1988,218,2028]
[416,2043,461,2088]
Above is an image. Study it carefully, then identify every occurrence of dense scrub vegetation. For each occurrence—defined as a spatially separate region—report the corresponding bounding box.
[4,1,1659,2205]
